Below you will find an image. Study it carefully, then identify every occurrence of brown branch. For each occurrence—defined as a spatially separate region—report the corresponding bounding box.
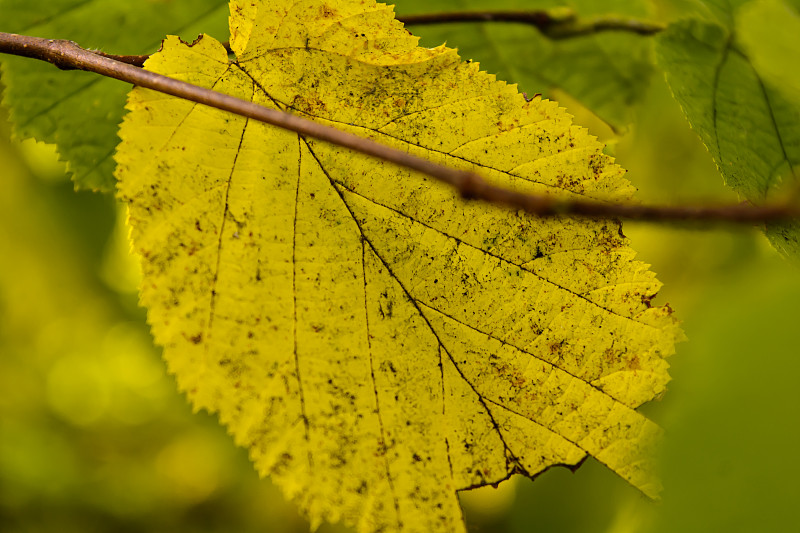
[397,10,665,38]
[89,49,153,67]
[396,9,571,28]
[542,15,665,39]
[0,31,797,224]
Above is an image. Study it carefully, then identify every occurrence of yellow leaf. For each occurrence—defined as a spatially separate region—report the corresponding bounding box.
[115,1,682,531]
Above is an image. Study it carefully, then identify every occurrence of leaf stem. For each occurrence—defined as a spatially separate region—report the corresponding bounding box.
[0,31,796,224]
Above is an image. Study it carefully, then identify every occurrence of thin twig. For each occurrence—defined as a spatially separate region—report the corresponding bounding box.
[0,31,796,223]
[396,9,572,28]
[541,15,665,39]
[396,10,665,39]
[89,49,154,67]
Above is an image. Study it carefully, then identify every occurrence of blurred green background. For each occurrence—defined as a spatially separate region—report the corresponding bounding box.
[2,5,800,533]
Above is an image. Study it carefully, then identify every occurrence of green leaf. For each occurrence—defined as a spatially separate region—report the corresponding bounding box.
[696,0,749,25]
[655,10,800,260]
[737,0,800,108]
[115,1,681,531]
[393,0,656,131]
[0,0,229,192]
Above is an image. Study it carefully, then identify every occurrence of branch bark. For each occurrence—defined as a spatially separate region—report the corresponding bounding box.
[0,31,797,224]
[397,10,665,39]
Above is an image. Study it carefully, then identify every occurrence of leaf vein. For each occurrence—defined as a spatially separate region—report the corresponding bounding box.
[361,239,403,527]
[293,135,312,459]
[331,179,655,330]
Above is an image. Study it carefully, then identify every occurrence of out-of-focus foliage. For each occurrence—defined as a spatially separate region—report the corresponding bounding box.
[652,239,800,533]
[0,0,228,191]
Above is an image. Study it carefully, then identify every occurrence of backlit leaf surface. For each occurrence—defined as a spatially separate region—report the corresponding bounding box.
[115,1,680,531]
